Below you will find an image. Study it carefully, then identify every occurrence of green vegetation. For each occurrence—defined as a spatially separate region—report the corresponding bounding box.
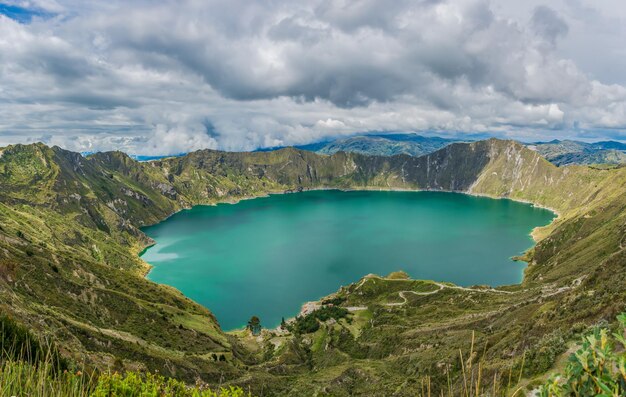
[1,314,67,372]
[246,316,262,336]
[288,306,350,334]
[0,360,93,397]
[91,373,250,397]
[0,315,250,397]
[1,139,625,395]
[540,313,626,397]
[0,358,250,397]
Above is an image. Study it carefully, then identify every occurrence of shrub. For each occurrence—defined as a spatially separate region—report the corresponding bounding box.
[290,306,349,334]
[540,313,626,396]
[0,361,251,397]
[321,296,346,306]
[92,372,249,397]
[522,330,568,376]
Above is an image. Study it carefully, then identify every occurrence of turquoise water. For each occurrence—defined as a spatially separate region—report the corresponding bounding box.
[141,190,554,330]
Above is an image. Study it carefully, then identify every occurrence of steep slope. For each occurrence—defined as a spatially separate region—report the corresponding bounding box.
[0,139,624,395]
[0,144,238,381]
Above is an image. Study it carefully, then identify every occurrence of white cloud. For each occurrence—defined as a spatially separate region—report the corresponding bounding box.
[0,0,625,154]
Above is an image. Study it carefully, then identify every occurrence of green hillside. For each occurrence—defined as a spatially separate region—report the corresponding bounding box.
[1,139,625,395]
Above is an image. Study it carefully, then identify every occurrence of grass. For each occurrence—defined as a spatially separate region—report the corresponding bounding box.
[0,360,93,397]
[0,314,251,397]
[352,316,626,397]
[411,331,529,397]
[0,360,251,397]
[1,139,626,395]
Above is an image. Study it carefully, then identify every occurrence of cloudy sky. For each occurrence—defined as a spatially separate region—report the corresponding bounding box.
[1,0,626,154]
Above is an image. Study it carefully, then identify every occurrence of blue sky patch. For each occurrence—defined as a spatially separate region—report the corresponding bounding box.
[0,3,53,23]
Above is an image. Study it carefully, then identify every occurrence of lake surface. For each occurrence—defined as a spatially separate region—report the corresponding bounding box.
[141,190,554,330]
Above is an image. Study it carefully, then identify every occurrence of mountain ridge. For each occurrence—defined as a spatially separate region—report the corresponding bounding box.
[253,133,626,166]
[1,138,625,395]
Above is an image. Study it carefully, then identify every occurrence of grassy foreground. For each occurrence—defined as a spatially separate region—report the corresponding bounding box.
[0,362,250,397]
[0,314,250,397]
[4,312,625,396]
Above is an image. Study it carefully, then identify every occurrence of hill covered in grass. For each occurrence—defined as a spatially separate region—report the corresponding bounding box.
[0,313,249,396]
[0,139,625,395]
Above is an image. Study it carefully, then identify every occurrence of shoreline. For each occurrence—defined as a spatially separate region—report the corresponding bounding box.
[136,186,559,332]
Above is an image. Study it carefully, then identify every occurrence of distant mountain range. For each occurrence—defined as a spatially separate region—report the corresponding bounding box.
[284,134,626,166]
[85,134,626,167]
[526,139,626,166]
[295,133,462,157]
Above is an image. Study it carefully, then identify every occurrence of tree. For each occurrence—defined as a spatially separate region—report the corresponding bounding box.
[280,317,286,330]
[247,316,262,335]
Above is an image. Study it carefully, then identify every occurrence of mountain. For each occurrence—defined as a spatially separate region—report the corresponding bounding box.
[591,140,626,150]
[303,133,460,157]
[1,139,625,395]
[526,139,626,166]
[255,133,460,157]
[275,133,626,167]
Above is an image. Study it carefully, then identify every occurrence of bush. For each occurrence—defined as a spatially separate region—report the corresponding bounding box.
[0,361,251,397]
[540,313,626,396]
[290,306,349,334]
[92,372,250,397]
[321,296,346,306]
[522,330,568,376]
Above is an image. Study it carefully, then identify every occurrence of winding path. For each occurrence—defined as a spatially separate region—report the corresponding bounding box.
[385,285,445,306]
[345,275,514,310]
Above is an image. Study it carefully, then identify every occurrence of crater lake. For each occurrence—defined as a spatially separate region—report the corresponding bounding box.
[140,190,555,330]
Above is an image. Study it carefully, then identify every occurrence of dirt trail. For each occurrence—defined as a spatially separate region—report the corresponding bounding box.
[347,275,514,310]
[385,285,445,306]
